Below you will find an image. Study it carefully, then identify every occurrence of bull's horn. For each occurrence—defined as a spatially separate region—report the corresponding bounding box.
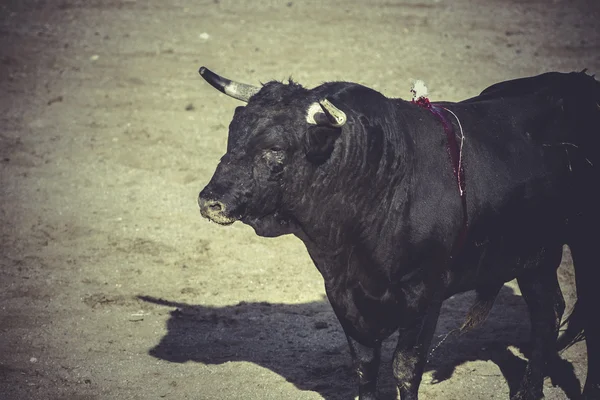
[319,99,346,127]
[199,66,260,102]
[306,99,347,127]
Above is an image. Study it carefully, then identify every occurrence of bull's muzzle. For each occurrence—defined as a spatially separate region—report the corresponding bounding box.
[198,196,236,225]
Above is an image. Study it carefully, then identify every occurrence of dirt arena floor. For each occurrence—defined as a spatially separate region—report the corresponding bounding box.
[1,0,599,399]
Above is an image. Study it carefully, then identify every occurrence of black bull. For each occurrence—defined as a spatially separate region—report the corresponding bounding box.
[196,68,600,400]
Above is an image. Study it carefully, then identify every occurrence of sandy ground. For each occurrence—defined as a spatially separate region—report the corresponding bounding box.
[1,0,599,399]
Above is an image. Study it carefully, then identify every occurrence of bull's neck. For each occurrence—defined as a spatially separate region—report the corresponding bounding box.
[286,104,418,251]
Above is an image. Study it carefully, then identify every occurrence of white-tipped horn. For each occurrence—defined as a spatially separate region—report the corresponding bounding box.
[199,66,261,102]
[306,99,347,127]
[319,99,346,127]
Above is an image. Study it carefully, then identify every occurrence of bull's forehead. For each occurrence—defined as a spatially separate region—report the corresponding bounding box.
[226,104,307,153]
[236,97,312,137]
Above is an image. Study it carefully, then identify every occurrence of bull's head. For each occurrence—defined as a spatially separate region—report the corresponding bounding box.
[197,67,347,237]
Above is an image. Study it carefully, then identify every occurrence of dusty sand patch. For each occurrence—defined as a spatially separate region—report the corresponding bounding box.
[1,0,598,399]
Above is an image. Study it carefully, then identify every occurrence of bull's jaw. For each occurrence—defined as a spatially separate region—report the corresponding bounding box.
[241,212,300,238]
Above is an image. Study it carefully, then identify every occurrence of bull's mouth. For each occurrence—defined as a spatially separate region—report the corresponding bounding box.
[199,208,239,226]
[198,196,296,237]
[204,214,237,226]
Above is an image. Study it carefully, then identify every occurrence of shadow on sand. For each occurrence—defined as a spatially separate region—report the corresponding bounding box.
[140,284,580,399]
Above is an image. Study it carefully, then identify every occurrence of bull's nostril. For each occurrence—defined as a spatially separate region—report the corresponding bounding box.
[198,196,235,224]
[209,202,222,212]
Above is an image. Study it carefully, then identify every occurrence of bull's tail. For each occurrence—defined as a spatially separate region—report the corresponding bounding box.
[557,299,586,352]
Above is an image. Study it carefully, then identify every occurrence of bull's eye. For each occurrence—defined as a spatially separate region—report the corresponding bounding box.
[263,148,285,161]
[262,148,285,174]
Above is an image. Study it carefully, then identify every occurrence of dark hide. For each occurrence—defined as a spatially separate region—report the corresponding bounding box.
[198,71,600,400]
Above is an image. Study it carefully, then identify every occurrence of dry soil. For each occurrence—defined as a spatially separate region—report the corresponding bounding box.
[1,0,599,399]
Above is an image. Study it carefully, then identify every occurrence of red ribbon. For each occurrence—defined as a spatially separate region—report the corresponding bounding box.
[412,97,468,256]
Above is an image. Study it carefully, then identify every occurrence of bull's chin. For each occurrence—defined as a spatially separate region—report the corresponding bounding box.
[201,212,238,226]
[241,212,300,238]
[210,218,236,226]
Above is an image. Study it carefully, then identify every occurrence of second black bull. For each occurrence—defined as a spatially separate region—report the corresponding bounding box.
[196,67,600,400]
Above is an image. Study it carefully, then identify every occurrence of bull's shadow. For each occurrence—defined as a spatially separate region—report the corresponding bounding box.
[140,284,580,399]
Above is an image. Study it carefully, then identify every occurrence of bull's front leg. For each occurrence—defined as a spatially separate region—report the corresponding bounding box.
[324,287,383,399]
[345,335,382,400]
[392,301,442,400]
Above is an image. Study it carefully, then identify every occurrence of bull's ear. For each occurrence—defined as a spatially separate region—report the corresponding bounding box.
[304,125,342,164]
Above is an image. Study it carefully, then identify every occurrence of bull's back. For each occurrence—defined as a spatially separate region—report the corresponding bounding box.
[470,70,599,166]
[442,73,599,290]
